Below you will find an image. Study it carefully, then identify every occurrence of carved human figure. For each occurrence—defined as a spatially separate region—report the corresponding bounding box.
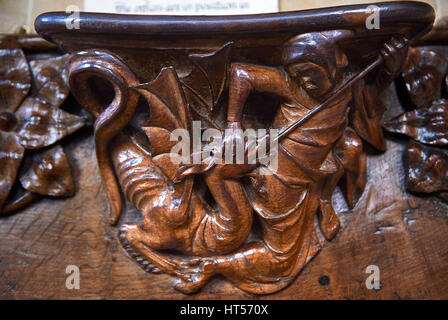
[171,31,409,294]
[68,30,408,295]
[68,51,260,280]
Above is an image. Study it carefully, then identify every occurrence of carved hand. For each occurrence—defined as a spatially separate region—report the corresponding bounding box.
[380,36,409,77]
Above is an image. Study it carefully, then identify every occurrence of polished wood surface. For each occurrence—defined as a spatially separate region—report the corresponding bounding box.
[1,2,448,299]
[1,135,447,299]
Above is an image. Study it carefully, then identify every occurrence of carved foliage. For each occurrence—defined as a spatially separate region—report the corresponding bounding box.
[0,49,31,113]
[15,97,84,149]
[401,47,447,108]
[407,141,448,195]
[20,145,74,197]
[29,54,71,108]
[385,46,448,201]
[383,99,448,145]
[0,48,84,215]
[0,131,24,210]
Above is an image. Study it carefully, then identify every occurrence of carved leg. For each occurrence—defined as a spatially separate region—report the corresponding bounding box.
[189,164,254,255]
[119,223,222,291]
[174,182,320,295]
[173,258,217,294]
[119,224,189,276]
[334,128,367,209]
[112,134,255,281]
[119,225,164,273]
[318,129,366,240]
[319,166,344,240]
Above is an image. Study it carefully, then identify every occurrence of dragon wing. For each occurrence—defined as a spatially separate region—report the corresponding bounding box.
[181,42,233,130]
[134,67,192,156]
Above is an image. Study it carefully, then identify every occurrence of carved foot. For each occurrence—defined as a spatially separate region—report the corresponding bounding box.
[119,224,162,273]
[119,224,216,294]
[173,258,216,294]
[318,201,340,240]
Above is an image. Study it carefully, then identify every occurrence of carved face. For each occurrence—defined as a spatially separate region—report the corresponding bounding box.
[287,62,334,98]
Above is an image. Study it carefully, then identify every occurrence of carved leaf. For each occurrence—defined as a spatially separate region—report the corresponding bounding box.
[383,99,448,146]
[29,54,71,108]
[0,49,32,113]
[20,145,74,197]
[401,48,447,108]
[0,131,25,210]
[407,141,448,194]
[15,97,85,149]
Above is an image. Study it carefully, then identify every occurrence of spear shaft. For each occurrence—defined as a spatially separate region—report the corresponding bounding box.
[276,56,382,142]
[274,27,431,144]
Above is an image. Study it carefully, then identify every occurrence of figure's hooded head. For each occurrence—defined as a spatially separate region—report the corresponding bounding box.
[282,30,353,98]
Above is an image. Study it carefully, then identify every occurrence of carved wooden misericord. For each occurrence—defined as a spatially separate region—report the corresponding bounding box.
[1,2,448,299]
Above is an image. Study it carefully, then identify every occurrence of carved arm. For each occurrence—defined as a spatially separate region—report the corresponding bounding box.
[227,63,292,123]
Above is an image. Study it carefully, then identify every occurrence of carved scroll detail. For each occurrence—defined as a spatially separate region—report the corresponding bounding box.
[68,50,140,225]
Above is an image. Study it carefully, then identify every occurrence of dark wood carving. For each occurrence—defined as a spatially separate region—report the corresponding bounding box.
[384,98,448,145]
[407,141,448,197]
[30,2,435,295]
[2,2,448,299]
[400,47,447,108]
[384,31,448,205]
[0,43,85,216]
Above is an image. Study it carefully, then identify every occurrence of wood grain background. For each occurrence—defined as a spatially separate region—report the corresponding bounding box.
[0,84,447,301]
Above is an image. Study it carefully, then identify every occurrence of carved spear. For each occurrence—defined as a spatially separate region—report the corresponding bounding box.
[274,29,430,144]
[175,31,430,181]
